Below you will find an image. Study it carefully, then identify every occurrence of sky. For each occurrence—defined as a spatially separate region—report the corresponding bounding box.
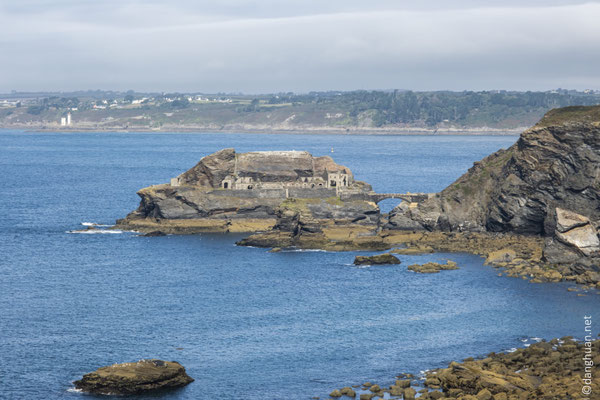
[1,0,600,93]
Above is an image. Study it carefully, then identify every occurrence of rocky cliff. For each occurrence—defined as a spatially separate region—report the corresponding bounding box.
[387,105,600,266]
[116,148,379,234]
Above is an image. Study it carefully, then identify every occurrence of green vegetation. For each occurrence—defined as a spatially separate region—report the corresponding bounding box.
[534,105,600,128]
[3,89,600,131]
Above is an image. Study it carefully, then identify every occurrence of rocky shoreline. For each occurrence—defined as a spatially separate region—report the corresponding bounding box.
[239,229,600,289]
[323,338,599,400]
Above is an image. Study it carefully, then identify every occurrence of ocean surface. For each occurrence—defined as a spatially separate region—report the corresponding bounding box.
[0,130,597,400]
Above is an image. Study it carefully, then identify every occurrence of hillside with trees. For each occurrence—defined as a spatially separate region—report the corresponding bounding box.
[1,89,599,133]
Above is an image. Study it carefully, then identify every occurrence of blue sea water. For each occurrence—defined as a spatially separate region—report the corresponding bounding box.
[0,130,597,400]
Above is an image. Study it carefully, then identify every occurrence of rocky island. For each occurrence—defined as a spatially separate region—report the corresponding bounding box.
[73,359,193,395]
[116,148,427,245]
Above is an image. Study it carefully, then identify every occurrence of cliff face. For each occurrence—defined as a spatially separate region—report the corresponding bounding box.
[116,149,378,234]
[387,106,600,264]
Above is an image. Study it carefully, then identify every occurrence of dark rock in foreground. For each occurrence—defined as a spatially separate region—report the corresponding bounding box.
[74,359,193,395]
[354,253,401,265]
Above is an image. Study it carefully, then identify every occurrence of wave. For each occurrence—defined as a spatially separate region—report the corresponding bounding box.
[67,229,123,234]
[81,222,111,227]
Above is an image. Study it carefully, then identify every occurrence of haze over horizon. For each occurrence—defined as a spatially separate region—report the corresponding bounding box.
[1,0,600,93]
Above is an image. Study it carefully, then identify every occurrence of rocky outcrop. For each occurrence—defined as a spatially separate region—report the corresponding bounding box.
[73,359,193,395]
[424,338,600,399]
[353,253,401,265]
[407,260,458,273]
[326,338,600,400]
[116,149,378,234]
[387,105,600,274]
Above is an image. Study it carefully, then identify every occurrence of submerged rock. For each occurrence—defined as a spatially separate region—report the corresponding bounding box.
[353,253,401,265]
[73,359,193,395]
[142,230,167,237]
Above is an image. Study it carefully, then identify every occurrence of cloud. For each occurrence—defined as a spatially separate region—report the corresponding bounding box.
[1,1,599,92]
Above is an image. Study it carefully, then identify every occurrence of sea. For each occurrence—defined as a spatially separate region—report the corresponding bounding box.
[0,130,597,399]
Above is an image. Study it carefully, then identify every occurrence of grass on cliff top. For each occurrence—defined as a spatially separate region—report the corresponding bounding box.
[535,105,600,128]
[446,147,515,197]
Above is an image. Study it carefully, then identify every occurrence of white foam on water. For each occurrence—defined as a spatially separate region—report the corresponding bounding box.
[507,348,518,353]
[67,229,123,234]
[288,248,329,253]
[524,344,531,347]
[81,222,112,227]
[66,388,82,393]
[531,337,542,342]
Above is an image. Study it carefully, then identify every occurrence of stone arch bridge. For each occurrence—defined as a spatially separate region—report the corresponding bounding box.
[340,192,434,204]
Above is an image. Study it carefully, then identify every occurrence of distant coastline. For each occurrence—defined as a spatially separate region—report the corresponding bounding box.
[2,89,598,136]
[1,123,523,135]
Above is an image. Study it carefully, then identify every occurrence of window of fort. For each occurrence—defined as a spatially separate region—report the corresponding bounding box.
[223,182,229,189]
[248,185,253,190]
[330,180,336,187]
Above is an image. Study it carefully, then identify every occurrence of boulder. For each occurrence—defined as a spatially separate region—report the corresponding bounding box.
[403,387,417,400]
[73,359,193,395]
[354,253,401,265]
[554,209,600,256]
[476,388,493,400]
[555,207,591,233]
[485,249,516,265]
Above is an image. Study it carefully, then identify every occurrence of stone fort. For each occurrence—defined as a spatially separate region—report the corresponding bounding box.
[167,148,429,204]
[170,149,355,193]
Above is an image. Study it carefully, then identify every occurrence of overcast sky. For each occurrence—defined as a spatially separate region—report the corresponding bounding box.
[1,0,600,93]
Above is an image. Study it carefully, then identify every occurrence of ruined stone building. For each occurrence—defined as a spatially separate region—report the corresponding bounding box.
[170,149,355,193]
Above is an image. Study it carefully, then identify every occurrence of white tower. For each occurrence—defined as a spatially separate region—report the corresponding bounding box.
[66,112,72,125]
[60,117,67,126]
